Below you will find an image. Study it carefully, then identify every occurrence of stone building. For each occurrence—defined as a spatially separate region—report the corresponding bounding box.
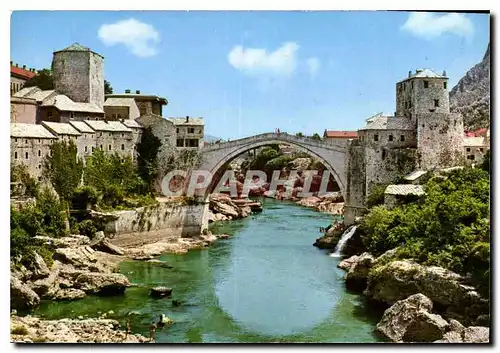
[343,68,465,224]
[69,121,98,158]
[11,96,37,124]
[323,130,358,145]
[52,43,105,109]
[122,119,144,159]
[136,113,177,165]
[464,135,490,164]
[103,97,140,120]
[11,123,57,179]
[169,116,204,149]
[10,63,36,95]
[384,184,425,209]
[83,120,135,159]
[105,90,168,117]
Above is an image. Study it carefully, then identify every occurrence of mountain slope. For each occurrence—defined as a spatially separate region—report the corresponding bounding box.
[449,43,490,130]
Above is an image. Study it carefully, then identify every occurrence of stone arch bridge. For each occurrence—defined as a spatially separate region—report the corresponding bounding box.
[198,133,348,197]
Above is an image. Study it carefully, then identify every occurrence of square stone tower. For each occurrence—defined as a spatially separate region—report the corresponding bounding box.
[52,43,105,109]
[396,69,464,170]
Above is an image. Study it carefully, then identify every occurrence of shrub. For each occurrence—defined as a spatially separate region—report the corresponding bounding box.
[11,164,39,197]
[11,326,28,335]
[366,184,388,209]
[77,220,98,238]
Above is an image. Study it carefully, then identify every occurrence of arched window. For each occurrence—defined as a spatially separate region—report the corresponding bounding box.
[25,152,29,159]
[38,150,41,157]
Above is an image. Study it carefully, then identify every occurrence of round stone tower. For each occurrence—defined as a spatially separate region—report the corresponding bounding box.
[52,43,104,108]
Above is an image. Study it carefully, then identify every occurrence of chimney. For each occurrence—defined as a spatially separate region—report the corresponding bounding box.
[15,63,18,67]
[10,61,12,66]
[125,89,131,93]
[442,70,447,77]
[186,116,189,122]
[136,90,140,94]
[22,65,26,69]
[408,70,412,78]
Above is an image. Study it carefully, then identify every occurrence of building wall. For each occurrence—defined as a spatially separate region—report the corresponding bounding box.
[94,130,135,159]
[89,52,104,109]
[11,98,37,124]
[38,107,104,123]
[11,137,55,178]
[396,77,450,122]
[11,76,27,95]
[104,106,129,120]
[416,112,464,170]
[176,125,204,149]
[53,51,104,108]
[136,100,162,116]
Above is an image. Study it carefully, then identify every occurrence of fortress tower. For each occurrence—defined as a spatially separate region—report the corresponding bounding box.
[52,43,105,109]
[395,69,464,170]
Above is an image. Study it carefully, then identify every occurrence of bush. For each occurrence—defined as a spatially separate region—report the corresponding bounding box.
[11,326,28,335]
[11,164,38,197]
[360,167,490,296]
[77,220,98,238]
[366,184,388,209]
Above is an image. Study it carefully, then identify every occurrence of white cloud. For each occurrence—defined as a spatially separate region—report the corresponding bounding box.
[306,57,320,78]
[401,12,474,40]
[98,18,160,57]
[228,42,300,77]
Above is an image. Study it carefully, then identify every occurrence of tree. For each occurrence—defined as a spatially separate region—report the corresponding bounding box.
[137,127,162,192]
[104,80,113,94]
[480,149,491,174]
[311,133,322,141]
[296,132,304,138]
[44,140,84,202]
[24,69,54,90]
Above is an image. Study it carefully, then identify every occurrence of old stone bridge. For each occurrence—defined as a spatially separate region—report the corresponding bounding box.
[199,132,348,197]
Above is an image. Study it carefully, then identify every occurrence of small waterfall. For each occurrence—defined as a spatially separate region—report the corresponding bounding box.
[329,225,357,258]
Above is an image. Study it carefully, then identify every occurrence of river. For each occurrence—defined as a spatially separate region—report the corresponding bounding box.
[34,198,383,343]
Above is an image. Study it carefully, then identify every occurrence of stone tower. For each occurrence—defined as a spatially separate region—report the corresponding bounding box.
[396,69,464,170]
[52,43,104,108]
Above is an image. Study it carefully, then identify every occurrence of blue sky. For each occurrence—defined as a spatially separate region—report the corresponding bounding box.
[11,11,489,139]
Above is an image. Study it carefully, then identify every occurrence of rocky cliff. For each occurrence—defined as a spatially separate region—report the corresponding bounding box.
[449,43,490,130]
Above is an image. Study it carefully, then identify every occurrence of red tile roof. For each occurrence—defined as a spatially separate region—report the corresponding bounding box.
[11,65,36,80]
[324,130,358,138]
[464,128,489,137]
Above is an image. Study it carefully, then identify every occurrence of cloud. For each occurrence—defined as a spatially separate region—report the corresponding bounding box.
[306,57,320,78]
[228,42,300,77]
[401,12,474,40]
[98,18,160,57]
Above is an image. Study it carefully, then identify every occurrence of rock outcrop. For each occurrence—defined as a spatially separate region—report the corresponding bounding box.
[338,254,359,271]
[376,293,449,342]
[344,252,375,291]
[10,315,149,343]
[74,272,130,295]
[450,43,490,130]
[365,260,489,324]
[11,277,40,310]
[207,194,261,223]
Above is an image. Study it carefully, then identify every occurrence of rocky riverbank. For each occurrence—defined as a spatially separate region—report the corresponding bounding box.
[10,314,149,343]
[337,251,490,343]
[207,193,262,223]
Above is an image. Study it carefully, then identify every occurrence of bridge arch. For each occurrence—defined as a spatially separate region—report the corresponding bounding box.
[198,133,347,200]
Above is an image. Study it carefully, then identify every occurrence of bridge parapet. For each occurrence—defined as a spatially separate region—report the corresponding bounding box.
[202,133,346,153]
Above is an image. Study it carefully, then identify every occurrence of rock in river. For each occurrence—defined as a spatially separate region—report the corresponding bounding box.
[75,272,130,295]
[150,286,173,298]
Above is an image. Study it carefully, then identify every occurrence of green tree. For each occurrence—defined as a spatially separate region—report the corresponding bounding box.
[24,69,54,90]
[137,127,162,191]
[296,132,304,138]
[104,80,113,94]
[44,140,84,202]
[311,133,322,141]
[480,149,491,174]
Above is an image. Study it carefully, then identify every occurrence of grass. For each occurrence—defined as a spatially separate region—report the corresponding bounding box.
[11,326,28,335]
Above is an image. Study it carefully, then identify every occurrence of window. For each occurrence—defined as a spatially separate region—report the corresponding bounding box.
[50,150,53,156]
[176,139,184,147]
[92,147,95,152]
[121,133,124,138]
[176,128,180,133]
[85,146,88,152]
[388,135,393,142]
[15,138,18,142]
[25,139,28,144]
[443,82,447,89]
[38,139,41,143]
[424,81,429,88]
[188,128,195,134]
[189,139,199,147]
[374,134,379,142]
[100,144,103,150]
[14,152,17,159]
[38,150,41,157]
[434,99,440,107]
[382,150,386,159]
[480,148,484,152]
[118,114,122,119]
[467,155,475,161]
[112,114,116,119]
[108,144,112,151]
[400,135,405,142]
[25,152,29,159]
[121,144,125,150]
[99,133,102,137]
[38,164,41,169]
[466,148,471,152]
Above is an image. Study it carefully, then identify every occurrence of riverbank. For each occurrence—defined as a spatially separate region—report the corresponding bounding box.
[10,194,260,343]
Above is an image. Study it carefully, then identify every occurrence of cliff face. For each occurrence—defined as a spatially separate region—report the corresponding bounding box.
[449,43,490,130]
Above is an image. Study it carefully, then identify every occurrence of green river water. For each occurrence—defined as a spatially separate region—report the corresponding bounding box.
[34,199,383,343]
